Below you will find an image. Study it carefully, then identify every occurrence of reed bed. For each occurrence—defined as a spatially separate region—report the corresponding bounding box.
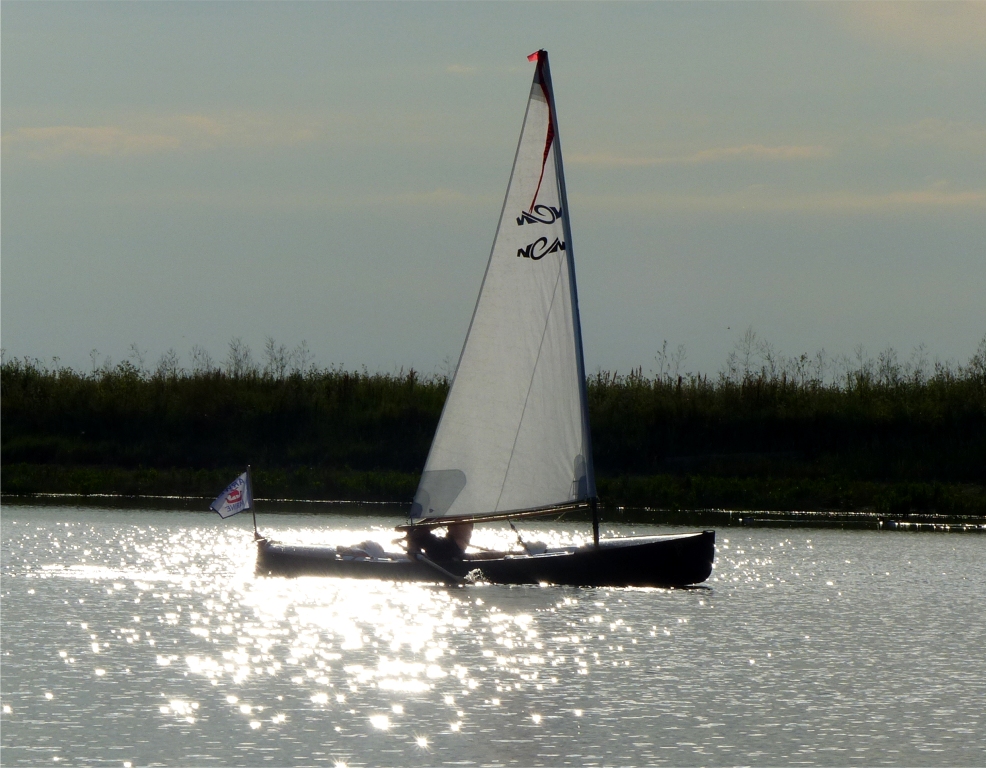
[3,334,984,514]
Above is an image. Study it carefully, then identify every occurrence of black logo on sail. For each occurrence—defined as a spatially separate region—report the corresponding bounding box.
[517,205,563,226]
[517,237,565,261]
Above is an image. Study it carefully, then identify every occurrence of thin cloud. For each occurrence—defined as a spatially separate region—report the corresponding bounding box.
[1,112,321,161]
[690,145,834,163]
[579,183,986,215]
[97,186,498,213]
[447,64,478,76]
[1,126,179,160]
[571,144,834,168]
[806,185,986,213]
[386,187,477,206]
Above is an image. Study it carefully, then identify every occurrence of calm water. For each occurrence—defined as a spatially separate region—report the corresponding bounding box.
[2,502,984,767]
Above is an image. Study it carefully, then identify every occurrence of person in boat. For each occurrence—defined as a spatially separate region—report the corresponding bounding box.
[406,522,473,562]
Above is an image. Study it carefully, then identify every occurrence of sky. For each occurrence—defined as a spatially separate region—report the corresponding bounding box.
[2,1,984,378]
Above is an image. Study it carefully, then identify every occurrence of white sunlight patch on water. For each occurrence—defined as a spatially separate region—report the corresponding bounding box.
[4,506,985,767]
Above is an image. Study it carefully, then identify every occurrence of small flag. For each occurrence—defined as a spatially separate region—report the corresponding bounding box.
[210,471,252,519]
[527,51,540,62]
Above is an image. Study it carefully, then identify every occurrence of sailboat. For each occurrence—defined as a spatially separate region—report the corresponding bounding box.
[257,50,715,587]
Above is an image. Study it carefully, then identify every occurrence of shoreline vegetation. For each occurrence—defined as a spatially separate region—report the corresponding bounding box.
[3,333,985,518]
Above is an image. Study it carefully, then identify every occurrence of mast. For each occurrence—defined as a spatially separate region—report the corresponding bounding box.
[247,464,260,540]
[535,49,597,504]
[535,50,601,547]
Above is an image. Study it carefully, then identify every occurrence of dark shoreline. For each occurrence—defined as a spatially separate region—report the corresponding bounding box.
[5,461,986,518]
[5,489,985,533]
[4,462,986,514]
[4,461,986,530]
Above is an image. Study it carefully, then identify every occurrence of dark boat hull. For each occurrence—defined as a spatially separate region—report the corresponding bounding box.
[256,531,715,587]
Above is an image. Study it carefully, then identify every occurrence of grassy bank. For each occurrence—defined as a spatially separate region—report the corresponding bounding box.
[3,335,984,515]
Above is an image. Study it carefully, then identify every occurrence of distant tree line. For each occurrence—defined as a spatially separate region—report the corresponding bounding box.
[2,334,984,515]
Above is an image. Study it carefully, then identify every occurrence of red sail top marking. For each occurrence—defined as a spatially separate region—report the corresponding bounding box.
[528,50,555,212]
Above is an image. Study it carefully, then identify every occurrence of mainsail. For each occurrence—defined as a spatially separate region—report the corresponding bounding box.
[410,50,595,525]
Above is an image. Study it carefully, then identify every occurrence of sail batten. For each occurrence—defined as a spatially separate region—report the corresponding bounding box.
[411,50,594,524]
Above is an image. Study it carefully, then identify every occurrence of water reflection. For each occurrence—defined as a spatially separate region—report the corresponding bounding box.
[2,505,984,766]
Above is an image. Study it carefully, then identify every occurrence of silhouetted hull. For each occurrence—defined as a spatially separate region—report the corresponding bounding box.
[256,531,715,587]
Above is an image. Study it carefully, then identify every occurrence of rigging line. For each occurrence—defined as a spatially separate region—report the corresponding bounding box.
[491,252,567,515]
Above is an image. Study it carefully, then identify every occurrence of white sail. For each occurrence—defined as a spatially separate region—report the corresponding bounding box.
[411,50,595,524]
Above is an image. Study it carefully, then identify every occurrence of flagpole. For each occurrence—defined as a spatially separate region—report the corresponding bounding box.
[247,464,260,540]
